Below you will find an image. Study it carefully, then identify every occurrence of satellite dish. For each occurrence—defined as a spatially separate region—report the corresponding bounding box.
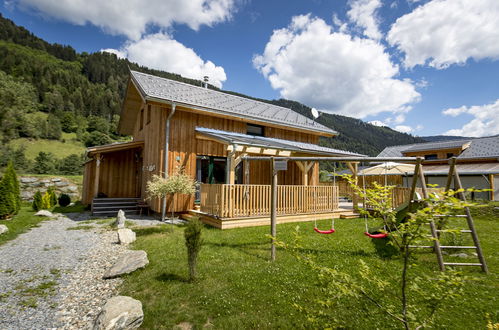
[311,108,320,119]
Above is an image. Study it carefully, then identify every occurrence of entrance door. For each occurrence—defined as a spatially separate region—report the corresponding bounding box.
[195,156,227,202]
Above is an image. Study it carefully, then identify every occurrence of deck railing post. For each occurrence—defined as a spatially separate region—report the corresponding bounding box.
[270,157,277,261]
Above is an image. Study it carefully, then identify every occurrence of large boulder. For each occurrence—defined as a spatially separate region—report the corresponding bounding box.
[114,210,126,229]
[93,296,143,330]
[0,224,8,235]
[35,210,53,217]
[118,228,136,245]
[103,250,149,279]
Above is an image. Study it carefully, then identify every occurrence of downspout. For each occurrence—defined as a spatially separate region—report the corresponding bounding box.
[161,102,176,221]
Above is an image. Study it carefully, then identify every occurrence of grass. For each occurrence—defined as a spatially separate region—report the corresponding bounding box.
[119,203,499,329]
[53,202,87,213]
[8,132,86,160]
[66,225,94,231]
[0,204,51,246]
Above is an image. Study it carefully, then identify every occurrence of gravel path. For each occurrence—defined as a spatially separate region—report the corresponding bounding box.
[0,214,129,329]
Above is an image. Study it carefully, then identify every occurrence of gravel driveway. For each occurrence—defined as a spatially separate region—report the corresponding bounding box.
[0,213,128,329]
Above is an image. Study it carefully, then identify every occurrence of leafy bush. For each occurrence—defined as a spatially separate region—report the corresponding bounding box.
[58,193,71,207]
[184,218,203,281]
[32,191,42,211]
[84,131,112,147]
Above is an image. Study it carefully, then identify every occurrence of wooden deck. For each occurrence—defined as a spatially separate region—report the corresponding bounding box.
[182,208,358,229]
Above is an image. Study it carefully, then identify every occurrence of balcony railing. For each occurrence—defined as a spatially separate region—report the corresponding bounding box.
[200,184,339,218]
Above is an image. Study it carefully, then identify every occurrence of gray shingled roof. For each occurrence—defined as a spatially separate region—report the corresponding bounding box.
[377,136,499,159]
[195,127,363,156]
[403,139,470,152]
[131,71,336,136]
[409,163,499,175]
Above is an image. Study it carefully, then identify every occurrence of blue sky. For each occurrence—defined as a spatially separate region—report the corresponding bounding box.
[2,0,499,137]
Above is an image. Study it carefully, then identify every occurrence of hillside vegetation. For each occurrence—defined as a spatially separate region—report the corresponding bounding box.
[0,13,425,175]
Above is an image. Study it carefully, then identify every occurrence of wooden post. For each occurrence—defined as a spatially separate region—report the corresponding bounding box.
[270,157,277,262]
[489,174,495,201]
[347,162,359,209]
[244,159,249,184]
[93,154,102,198]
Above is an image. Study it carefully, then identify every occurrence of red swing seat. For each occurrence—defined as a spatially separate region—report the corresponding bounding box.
[314,227,336,234]
[364,232,389,239]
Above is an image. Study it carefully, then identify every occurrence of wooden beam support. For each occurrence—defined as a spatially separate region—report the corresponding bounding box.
[346,162,359,209]
[490,174,495,201]
[93,154,102,198]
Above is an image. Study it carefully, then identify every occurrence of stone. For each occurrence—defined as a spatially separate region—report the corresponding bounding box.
[35,210,54,217]
[0,224,8,235]
[20,177,37,183]
[55,181,69,187]
[67,185,78,192]
[114,210,126,229]
[51,178,61,182]
[117,229,136,245]
[93,296,143,330]
[103,251,149,279]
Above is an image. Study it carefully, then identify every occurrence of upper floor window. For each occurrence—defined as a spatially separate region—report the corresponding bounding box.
[147,104,151,124]
[447,152,454,158]
[247,123,264,136]
[139,108,144,130]
[424,154,438,160]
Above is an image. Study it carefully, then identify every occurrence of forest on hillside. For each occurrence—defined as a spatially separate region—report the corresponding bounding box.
[0,13,425,175]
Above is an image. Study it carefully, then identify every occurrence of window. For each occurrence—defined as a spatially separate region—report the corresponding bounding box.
[247,123,264,136]
[447,152,454,158]
[424,154,438,160]
[147,104,151,124]
[139,108,144,130]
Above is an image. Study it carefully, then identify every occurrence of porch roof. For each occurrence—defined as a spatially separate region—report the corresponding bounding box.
[87,140,144,156]
[195,127,363,157]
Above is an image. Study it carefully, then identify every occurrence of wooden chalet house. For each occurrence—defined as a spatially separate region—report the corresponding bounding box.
[82,71,361,228]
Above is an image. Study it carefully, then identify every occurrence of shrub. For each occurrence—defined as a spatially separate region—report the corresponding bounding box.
[57,154,84,175]
[58,194,71,207]
[32,191,42,211]
[0,161,20,219]
[48,187,57,207]
[84,131,112,147]
[41,191,53,209]
[184,218,203,281]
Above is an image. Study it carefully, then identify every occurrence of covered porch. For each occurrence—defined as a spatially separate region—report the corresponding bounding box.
[190,128,362,228]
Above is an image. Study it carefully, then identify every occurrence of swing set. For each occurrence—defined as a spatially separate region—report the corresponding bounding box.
[242,155,488,272]
[312,161,390,238]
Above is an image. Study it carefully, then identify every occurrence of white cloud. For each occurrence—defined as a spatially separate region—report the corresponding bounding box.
[442,99,499,137]
[253,15,420,119]
[347,0,383,40]
[394,125,413,133]
[368,120,386,127]
[104,33,226,88]
[14,0,237,40]
[388,0,499,69]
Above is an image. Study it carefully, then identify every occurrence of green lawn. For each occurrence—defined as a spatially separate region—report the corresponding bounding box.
[0,205,51,246]
[120,203,499,329]
[8,132,86,160]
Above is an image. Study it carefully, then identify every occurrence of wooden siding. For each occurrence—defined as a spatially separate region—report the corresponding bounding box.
[132,103,322,213]
[81,148,142,203]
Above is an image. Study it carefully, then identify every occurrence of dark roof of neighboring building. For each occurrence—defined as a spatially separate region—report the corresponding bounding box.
[195,127,363,157]
[403,139,471,152]
[130,70,336,136]
[377,136,499,160]
[409,163,499,175]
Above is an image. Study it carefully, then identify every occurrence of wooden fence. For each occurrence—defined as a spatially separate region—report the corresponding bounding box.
[200,184,339,218]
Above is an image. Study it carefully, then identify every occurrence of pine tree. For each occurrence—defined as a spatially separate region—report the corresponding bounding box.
[48,186,57,206]
[32,190,42,211]
[0,162,19,218]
